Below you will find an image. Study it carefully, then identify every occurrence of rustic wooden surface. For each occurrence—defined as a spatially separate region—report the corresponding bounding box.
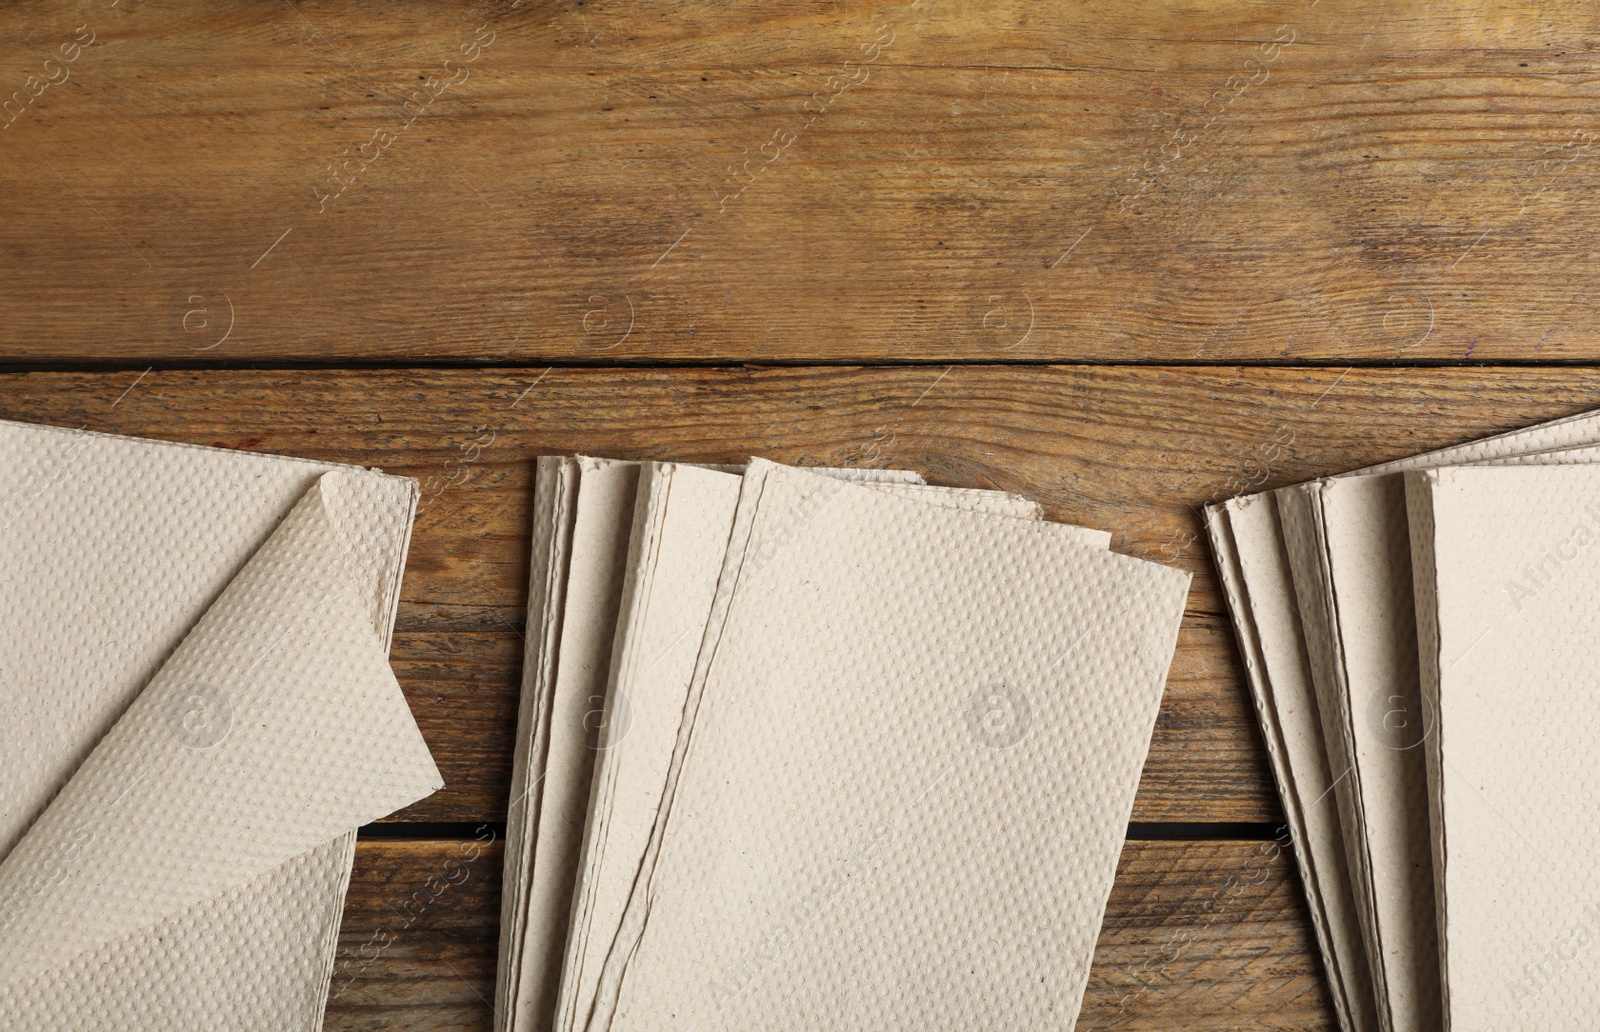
[5,0,1593,1026]
[1,0,1599,362]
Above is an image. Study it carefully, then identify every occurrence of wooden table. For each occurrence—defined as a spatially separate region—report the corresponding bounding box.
[5,1,1597,1027]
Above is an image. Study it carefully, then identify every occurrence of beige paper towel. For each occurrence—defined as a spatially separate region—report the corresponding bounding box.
[586,460,1188,1032]
[0,419,441,1029]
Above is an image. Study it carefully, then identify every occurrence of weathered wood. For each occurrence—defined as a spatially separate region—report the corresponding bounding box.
[327,836,1333,1031]
[1078,836,1334,1031]
[0,0,1597,362]
[330,835,503,1032]
[8,364,1600,824]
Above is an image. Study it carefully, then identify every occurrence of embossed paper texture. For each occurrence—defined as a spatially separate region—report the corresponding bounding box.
[555,464,1073,1032]
[1408,464,1600,1032]
[0,419,441,1031]
[591,461,1188,1032]
[495,457,1055,1032]
[492,454,1158,1030]
[1206,407,1600,1032]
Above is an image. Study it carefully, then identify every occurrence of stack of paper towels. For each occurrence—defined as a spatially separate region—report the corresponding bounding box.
[1208,407,1600,1031]
[494,456,1192,1032]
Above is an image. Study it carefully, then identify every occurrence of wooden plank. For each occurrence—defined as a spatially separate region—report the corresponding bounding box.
[1,0,1598,362]
[329,836,1333,1031]
[9,364,1600,822]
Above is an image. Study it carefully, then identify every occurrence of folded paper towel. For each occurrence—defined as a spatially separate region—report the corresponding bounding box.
[0,419,442,1029]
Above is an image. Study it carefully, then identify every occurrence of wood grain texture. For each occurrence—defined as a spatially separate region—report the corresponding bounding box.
[328,836,1332,1031]
[1,0,1598,362]
[7,364,1600,825]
